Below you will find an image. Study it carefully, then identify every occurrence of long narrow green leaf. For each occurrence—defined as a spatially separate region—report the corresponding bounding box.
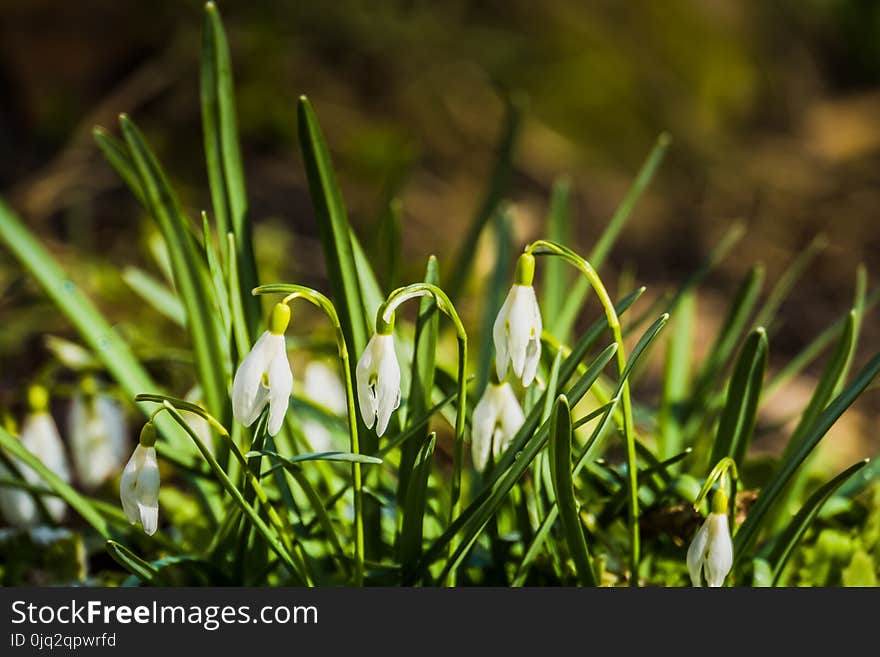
[93,127,144,205]
[399,433,437,583]
[754,235,826,331]
[543,177,572,324]
[119,114,229,423]
[106,540,159,584]
[686,264,764,432]
[658,292,694,459]
[548,395,597,586]
[447,95,523,299]
[297,96,369,357]
[0,199,194,457]
[553,133,670,339]
[249,449,382,466]
[733,351,880,563]
[708,327,768,468]
[0,426,110,538]
[201,1,260,336]
[768,459,869,585]
[398,257,439,503]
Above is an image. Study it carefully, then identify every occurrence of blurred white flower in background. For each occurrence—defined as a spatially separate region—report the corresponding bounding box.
[68,385,128,490]
[301,361,347,452]
[0,386,71,527]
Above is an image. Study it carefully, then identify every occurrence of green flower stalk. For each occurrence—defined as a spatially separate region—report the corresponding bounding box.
[522,239,641,586]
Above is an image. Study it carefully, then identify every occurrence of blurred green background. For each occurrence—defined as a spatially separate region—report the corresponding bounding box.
[1,0,879,469]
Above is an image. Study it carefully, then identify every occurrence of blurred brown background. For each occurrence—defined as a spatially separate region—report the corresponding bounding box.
[1,0,879,465]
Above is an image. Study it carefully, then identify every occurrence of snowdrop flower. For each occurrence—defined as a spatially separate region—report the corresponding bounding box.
[120,422,160,536]
[687,488,734,587]
[356,320,401,437]
[0,386,71,527]
[494,253,542,387]
[68,379,128,490]
[232,303,293,436]
[302,361,347,452]
[471,380,525,472]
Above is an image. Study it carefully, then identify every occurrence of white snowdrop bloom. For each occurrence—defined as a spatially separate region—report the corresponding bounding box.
[231,303,293,436]
[471,381,525,472]
[687,489,734,587]
[0,387,71,527]
[302,361,347,452]
[120,423,160,536]
[356,332,401,437]
[494,254,542,387]
[68,389,128,490]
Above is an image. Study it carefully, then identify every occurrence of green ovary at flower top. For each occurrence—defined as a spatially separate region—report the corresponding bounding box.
[120,421,160,537]
[493,253,543,387]
[232,302,294,436]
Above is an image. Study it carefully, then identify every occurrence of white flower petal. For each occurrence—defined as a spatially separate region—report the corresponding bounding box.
[232,331,274,425]
[267,339,293,436]
[355,339,377,429]
[120,445,145,525]
[471,388,499,472]
[704,514,733,587]
[19,413,70,522]
[686,516,711,587]
[493,289,515,381]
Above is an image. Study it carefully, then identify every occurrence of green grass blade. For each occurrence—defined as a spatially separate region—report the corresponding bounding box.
[543,177,572,325]
[553,133,670,339]
[447,96,523,299]
[768,459,870,585]
[93,126,145,205]
[0,425,110,538]
[201,1,260,336]
[754,235,826,331]
[733,351,880,563]
[297,96,370,357]
[548,395,597,586]
[106,540,159,584]
[122,266,186,326]
[398,257,439,503]
[349,227,385,331]
[248,449,382,466]
[399,433,437,583]
[708,327,768,469]
[686,264,764,429]
[119,114,229,423]
[0,199,194,457]
[658,291,694,458]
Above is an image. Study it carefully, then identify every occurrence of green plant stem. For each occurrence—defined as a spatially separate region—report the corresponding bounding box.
[526,239,640,586]
[253,284,364,586]
[378,282,469,585]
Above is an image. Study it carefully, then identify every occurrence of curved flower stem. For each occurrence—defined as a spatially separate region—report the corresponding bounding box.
[525,239,641,586]
[694,456,739,529]
[379,283,468,584]
[253,283,364,586]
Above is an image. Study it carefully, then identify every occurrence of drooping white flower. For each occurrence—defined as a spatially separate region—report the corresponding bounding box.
[494,254,542,387]
[302,361,347,452]
[120,424,160,536]
[471,381,525,472]
[68,388,128,490]
[687,489,734,587]
[356,332,401,437]
[0,407,71,527]
[231,303,293,437]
